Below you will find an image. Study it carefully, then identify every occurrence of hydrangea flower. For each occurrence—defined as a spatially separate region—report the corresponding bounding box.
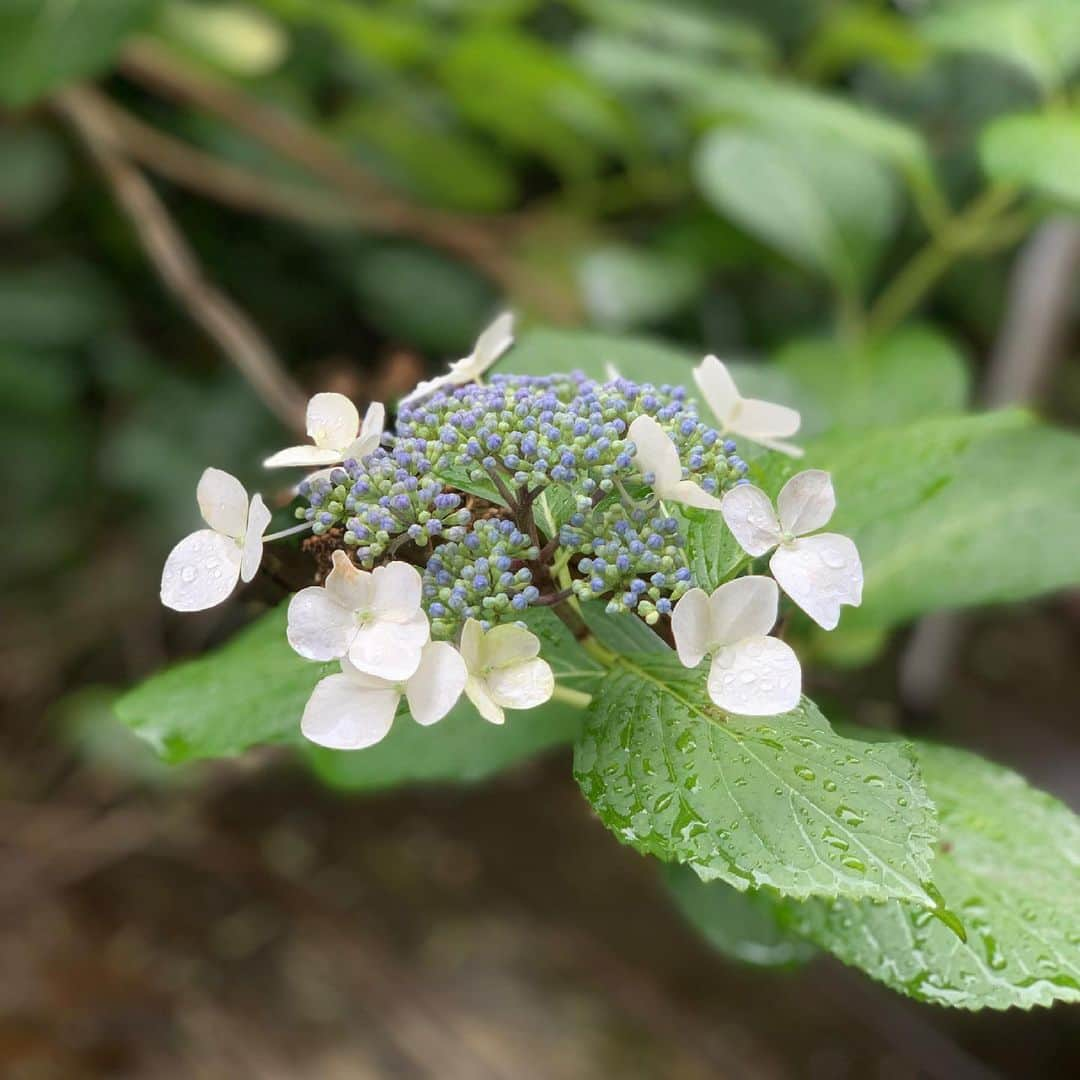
[671,576,801,715]
[161,312,865,753]
[694,355,803,457]
[628,415,725,510]
[399,311,514,407]
[161,467,271,612]
[459,618,554,725]
[264,393,384,470]
[301,644,466,750]
[721,470,863,630]
[287,550,429,679]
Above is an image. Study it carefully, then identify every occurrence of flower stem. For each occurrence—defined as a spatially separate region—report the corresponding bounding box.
[264,520,314,543]
[550,684,593,709]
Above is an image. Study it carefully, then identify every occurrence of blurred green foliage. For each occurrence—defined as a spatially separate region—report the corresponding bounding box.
[2,0,1078,760]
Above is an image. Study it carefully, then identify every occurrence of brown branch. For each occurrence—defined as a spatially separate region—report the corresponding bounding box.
[54,84,308,434]
[79,89,360,229]
[118,39,580,322]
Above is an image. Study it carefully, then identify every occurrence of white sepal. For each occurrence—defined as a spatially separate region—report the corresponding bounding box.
[285,550,430,677]
[719,483,781,557]
[671,576,800,716]
[693,355,803,457]
[770,533,863,632]
[459,619,554,725]
[264,393,384,469]
[400,312,515,406]
[628,415,723,511]
[720,472,864,630]
[161,468,270,612]
[405,641,468,726]
[299,642,466,751]
[300,667,400,751]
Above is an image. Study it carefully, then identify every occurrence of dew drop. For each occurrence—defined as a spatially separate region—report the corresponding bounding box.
[794,765,816,782]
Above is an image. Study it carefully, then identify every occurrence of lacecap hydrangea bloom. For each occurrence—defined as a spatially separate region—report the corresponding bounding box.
[160,313,863,747]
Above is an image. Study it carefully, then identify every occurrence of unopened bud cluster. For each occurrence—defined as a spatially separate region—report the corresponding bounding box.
[292,371,751,635]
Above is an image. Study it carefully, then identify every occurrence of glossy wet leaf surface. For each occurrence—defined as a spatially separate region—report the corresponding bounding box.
[574,653,939,905]
[781,741,1080,1010]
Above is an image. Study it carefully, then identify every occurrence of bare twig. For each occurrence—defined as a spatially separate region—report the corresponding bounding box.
[54,85,308,433]
[78,89,360,229]
[118,39,580,321]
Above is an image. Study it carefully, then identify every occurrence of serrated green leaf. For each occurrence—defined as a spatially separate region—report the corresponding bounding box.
[764,411,1080,629]
[0,0,160,108]
[782,741,1080,1010]
[979,111,1080,207]
[573,654,939,907]
[115,603,323,763]
[662,863,816,968]
[694,128,899,290]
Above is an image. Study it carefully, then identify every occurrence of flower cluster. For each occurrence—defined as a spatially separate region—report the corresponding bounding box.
[423,518,539,639]
[298,443,471,565]
[159,311,865,742]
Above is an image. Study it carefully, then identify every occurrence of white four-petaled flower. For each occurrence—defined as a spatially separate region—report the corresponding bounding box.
[694,355,803,457]
[264,393,384,470]
[287,549,430,680]
[721,470,863,630]
[161,467,272,612]
[459,618,555,725]
[399,311,515,407]
[301,643,467,750]
[672,576,801,716]
[628,415,724,511]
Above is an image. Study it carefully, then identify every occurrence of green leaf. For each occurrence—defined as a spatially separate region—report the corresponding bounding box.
[694,127,899,290]
[769,411,1080,629]
[338,103,519,213]
[782,740,1080,1010]
[662,863,816,968]
[921,0,1080,93]
[534,484,577,542]
[115,603,323,764]
[773,324,970,436]
[578,0,773,65]
[574,654,940,907]
[581,604,670,655]
[980,111,1080,207]
[682,510,744,592]
[0,127,69,227]
[442,27,632,179]
[579,245,702,330]
[0,0,160,108]
[577,34,931,179]
[501,328,799,410]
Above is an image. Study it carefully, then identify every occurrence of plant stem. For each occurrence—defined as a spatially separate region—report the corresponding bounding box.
[867,185,1019,339]
[550,684,593,709]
